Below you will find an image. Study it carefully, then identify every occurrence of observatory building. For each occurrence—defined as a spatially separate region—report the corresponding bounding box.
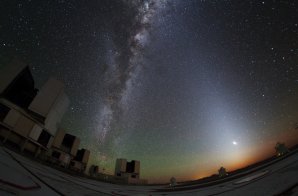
[0,59,69,157]
[50,129,80,167]
[114,158,147,184]
[275,142,289,157]
[70,148,90,172]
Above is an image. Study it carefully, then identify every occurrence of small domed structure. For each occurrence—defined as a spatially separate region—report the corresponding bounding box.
[218,167,227,177]
[275,142,289,157]
[170,177,177,187]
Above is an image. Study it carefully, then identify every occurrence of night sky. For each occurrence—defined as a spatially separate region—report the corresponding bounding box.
[1,0,298,183]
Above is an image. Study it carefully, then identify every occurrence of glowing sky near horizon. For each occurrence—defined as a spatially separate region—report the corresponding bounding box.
[1,0,298,183]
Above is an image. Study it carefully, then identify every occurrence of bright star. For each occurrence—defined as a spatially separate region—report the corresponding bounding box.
[232,141,238,145]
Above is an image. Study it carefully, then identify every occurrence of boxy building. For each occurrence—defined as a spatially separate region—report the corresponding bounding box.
[49,129,80,167]
[70,148,90,172]
[0,59,69,157]
[114,158,147,184]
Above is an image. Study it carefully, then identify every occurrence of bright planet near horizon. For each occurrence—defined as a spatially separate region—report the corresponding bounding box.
[0,0,298,184]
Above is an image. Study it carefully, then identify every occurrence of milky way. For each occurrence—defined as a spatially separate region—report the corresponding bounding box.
[95,0,168,155]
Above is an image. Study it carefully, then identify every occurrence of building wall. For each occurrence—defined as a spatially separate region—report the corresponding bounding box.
[29,78,64,117]
[52,129,65,148]
[71,138,80,156]
[4,107,40,141]
[115,159,127,175]
[3,109,21,128]
[13,115,35,138]
[44,91,69,135]
[28,125,42,141]
[82,150,90,164]
[28,78,69,136]
[133,160,140,174]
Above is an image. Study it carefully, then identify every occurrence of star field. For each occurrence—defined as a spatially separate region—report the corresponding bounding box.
[0,0,298,183]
